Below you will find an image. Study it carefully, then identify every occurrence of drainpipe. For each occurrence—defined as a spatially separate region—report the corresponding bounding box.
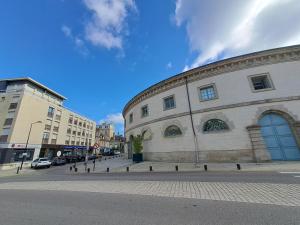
[184,77,200,165]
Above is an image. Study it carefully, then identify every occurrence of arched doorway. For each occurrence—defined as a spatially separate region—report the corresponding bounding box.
[259,113,300,160]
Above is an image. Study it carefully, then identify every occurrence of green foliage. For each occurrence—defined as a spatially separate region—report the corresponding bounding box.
[133,135,143,154]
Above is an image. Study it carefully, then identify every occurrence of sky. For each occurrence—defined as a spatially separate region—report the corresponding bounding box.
[1,0,300,134]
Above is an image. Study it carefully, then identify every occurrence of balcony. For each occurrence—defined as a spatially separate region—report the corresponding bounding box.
[53,126,59,132]
[55,115,61,121]
[51,139,57,144]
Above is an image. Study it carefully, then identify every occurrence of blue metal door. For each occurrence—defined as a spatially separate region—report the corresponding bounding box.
[259,113,300,160]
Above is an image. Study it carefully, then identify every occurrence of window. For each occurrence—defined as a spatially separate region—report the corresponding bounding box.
[0,135,8,143]
[129,113,133,123]
[203,119,229,132]
[74,119,78,125]
[141,105,149,117]
[42,132,50,144]
[51,134,57,144]
[164,125,182,137]
[44,124,51,131]
[55,110,62,120]
[65,140,70,145]
[4,118,13,126]
[163,95,176,110]
[249,74,274,91]
[67,127,71,134]
[8,103,18,110]
[47,107,55,118]
[199,84,217,101]
[68,117,73,124]
[72,130,76,135]
[79,122,82,127]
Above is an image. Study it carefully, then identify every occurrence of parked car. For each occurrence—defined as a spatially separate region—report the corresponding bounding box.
[31,158,52,169]
[101,148,114,156]
[114,150,121,155]
[51,157,66,166]
[88,154,97,160]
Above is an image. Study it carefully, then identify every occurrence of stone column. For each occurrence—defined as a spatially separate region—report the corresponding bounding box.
[247,125,271,162]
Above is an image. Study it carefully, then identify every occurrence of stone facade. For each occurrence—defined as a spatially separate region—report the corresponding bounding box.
[123,45,300,162]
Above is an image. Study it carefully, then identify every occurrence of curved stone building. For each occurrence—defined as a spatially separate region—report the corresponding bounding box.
[123,45,300,162]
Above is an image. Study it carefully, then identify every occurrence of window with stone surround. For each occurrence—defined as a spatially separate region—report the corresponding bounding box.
[249,73,274,92]
[163,95,176,110]
[203,119,229,132]
[164,125,182,137]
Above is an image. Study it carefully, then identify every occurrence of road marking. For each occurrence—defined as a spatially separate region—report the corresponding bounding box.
[294,176,300,178]
[279,172,300,174]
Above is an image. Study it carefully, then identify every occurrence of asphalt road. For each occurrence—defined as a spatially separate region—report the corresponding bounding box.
[0,162,299,184]
[0,189,299,225]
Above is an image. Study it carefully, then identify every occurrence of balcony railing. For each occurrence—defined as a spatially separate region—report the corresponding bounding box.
[51,139,57,144]
[55,115,61,120]
[53,126,59,132]
[42,138,49,144]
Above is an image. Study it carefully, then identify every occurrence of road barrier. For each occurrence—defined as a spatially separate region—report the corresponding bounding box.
[204,164,208,171]
[237,164,241,170]
[175,165,178,171]
[126,167,129,172]
[107,167,109,172]
[87,168,90,173]
[149,166,153,172]
[75,167,78,172]
[70,166,72,171]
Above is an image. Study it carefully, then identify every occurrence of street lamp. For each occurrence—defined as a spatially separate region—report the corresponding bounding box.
[20,120,42,170]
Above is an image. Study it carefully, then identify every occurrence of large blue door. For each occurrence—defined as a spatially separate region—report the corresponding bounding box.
[259,113,300,160]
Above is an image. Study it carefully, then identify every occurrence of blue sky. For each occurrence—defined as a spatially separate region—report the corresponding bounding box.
[1,0,300,134]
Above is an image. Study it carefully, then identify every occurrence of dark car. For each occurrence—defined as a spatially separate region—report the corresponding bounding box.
[51,157,66,166]
[88,154,97,160]
[101,148,114,156]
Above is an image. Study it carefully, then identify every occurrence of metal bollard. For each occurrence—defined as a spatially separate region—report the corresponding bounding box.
[149,166,153,172]
[237,164,241,170]
[107,167,109,173]
[16,166,20,174]
[175,165,178,171]
[87,168,90,173]
[126,166,129,172]
[75,167,78,172]
[70,166,72,171]
[204,164,208,171]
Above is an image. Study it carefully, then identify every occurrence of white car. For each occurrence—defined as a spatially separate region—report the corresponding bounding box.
[31,158,52,169]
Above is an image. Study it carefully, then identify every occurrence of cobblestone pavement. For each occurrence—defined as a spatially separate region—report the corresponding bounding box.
[0,180,299,207]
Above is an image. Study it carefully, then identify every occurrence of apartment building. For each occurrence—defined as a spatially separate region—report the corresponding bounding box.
[0,77,96,169]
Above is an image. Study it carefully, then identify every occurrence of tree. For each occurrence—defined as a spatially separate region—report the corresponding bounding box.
[133,135,143,154]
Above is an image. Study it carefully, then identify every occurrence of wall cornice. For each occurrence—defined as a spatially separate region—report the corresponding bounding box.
[123,45,300,117]
[125,95,300,133]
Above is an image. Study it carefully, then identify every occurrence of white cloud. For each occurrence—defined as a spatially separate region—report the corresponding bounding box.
[83,0,137,49]
[61,25,89,56]
[166,61,172,69]
[174,0,300,70]
[99,112,124,125]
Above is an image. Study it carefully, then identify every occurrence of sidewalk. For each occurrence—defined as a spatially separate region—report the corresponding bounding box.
[0,166,36,178]
[110,161,300,173]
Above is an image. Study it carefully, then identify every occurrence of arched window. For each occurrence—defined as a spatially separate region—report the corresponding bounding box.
[203,119,229,132]
[164,125,182,137]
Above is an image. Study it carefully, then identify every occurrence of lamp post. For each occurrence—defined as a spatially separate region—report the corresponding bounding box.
[20,120,42,170]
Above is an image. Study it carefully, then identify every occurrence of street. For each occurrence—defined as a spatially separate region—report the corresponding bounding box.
[0,159,300,225]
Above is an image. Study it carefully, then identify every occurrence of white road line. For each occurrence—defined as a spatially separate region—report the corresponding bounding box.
[294,176,300,178]
[279,172,300,174]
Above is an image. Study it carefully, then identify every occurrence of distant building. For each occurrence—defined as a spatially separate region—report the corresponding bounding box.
[95,122,115,148]
[110,134,125,152]
[0,77,96,169]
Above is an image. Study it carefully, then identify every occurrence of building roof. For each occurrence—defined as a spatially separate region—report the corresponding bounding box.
[0,77,67,100]
[122,44,300,116]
